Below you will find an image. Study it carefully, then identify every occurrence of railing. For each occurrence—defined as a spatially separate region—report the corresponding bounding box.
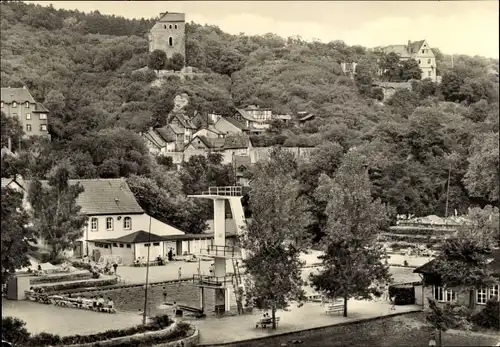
[201,186,243,196]
[199,245,241,258]
[192,274,234,287]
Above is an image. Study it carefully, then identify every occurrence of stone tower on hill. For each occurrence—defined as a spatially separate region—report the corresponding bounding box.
[149,12,186,59]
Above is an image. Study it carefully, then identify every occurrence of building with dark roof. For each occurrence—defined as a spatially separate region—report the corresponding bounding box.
[149,12,185,59]
[1,86,50,138]
[378,39,437,81]
[413,249,500,313]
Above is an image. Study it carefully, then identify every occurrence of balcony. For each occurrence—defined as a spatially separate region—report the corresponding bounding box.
[201,186,243,196]
[197,245,242,259]
[192,274,235,288]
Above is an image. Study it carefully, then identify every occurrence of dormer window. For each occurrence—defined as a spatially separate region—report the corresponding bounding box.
[25,102,29,108]
[12,102,17,108]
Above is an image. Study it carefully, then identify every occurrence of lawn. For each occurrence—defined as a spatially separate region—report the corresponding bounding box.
[220,313,498,347]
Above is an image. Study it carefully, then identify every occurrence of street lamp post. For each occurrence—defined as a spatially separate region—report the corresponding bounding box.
[142,215,152,325]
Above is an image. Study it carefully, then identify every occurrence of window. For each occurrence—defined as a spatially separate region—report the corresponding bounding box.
[112,243,118,247]
[418,59,421,64]
[91,217,98,231]
[427,59,431,64]
[26,113,31,120]
[123,216,132,230]
[144,243,150,247]
[168,37,173,46]
[169,24,172,29]
[106,217,113,231]
[40,124,47,131]
[488,284,499,300]
[119,243,124,248]
[428,71,431,77]
[25,102,29,108]
[12,102,17,108]
[1,102,3,108]
[433,286,456,302]
[26,124,31,132]
[477,287,488,304]
[174,24,178,29]
[126,244,131,248]
[153,242,160,246]
[163,24,167,29]
[104,244,109,249]
[39,113,47,120]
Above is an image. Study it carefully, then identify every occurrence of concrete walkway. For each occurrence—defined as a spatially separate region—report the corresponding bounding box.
[191,300,421,345]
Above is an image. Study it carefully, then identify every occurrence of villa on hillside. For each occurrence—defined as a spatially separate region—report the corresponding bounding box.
[378,39,438,82]
[1,86,50,141]
[232,105,272,135]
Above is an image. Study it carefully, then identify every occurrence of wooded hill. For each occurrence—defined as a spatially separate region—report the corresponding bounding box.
[1,1,498,237]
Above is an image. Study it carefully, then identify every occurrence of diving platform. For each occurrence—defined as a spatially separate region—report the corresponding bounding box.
[193,274,235,289]
[196,245,242,259]
[188,186,243,199]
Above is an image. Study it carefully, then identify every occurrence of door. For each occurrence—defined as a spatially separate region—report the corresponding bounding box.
[176,241,182,256]
[73,241,83,258]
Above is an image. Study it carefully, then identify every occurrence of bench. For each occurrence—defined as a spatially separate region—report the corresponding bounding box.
[325,303,344,315]
[178,304,205,318]
[255,317,280,328]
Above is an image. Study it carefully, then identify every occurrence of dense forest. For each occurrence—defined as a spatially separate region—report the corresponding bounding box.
[0,1,498,239]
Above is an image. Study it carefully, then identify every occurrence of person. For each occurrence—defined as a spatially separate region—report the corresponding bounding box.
[389,296,396,311]
[173,301,179,317]
[37,264,42,272]
[92,296,98,310]
[209,263,214,276]
[178,267,182,280]
[107,297,114,311]
[428,334,437,346]
[97,295,105,309]
[168,248,173,261]
[112,263,118,274]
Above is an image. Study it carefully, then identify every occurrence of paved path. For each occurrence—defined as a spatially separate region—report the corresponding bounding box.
[2,299,141,336]
[191,300,421,345]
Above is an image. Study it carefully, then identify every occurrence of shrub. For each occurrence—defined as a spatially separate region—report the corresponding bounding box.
[29,249,50,263]
[27,332,61,346]
[39,277,117,292]
[388,285,415,305]
[471,298,500,329]
[71,260,92,271]
[1,317,30,345]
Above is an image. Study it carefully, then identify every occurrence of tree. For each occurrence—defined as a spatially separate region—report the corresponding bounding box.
[147,49,167,71]
[166,53,185,71]
[1,187,38,284]
[1,111,24,152]
[463,132,499,203]
[241,147,311,329]
[28,161,87,261]
[380,52,401,82]
[441,71,464,103]
[310,150,392,317]
[426,298,471,347]
[400,58,422,81]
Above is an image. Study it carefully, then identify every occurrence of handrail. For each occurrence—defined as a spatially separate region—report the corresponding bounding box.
[202,245,240,258]
[200,186,243,196]
[193,274,234,287]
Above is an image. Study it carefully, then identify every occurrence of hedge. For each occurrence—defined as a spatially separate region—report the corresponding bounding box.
[3,315,176,346]
[471,299,500,330]
[30,272,93,285]
[35,277,118,292]
[71,261,92,271]
[388,285,415,305]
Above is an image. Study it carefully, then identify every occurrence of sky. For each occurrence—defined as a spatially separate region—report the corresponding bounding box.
[28,1,499,58]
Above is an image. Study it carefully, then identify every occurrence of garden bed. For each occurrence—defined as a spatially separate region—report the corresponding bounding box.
[2,315,198,347]
[30,271,92,285]
[34,277,118,292]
